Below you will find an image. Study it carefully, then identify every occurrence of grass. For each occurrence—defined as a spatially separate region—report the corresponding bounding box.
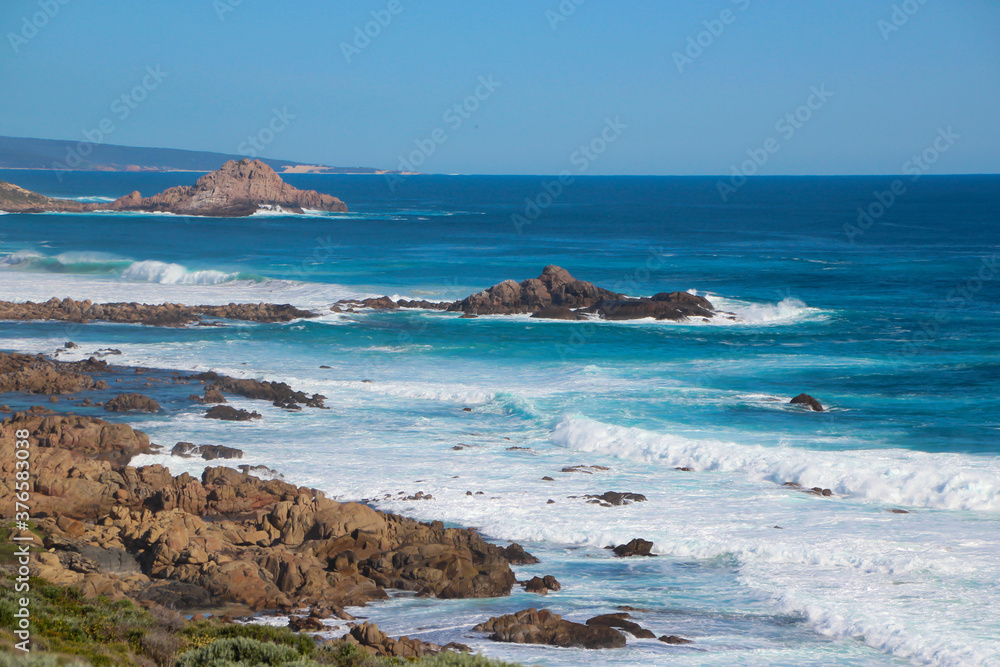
[0,521,44,562]
[0,574,524,666]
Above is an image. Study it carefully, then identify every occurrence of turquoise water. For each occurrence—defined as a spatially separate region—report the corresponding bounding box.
[1,171,999,665]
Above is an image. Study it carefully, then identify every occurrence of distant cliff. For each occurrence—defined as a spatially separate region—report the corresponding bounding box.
[0,159,347,217]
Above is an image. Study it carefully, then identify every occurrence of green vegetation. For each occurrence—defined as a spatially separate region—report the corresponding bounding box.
[0,575,523,666]
[0,522,44,561]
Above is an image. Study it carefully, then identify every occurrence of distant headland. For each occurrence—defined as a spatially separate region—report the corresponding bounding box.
[0,134,403,175]
[0,159,348,217]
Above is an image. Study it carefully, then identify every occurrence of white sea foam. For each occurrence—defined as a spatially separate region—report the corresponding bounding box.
[0,271,361,308]
[552,416,1000,511]
[120,260,238,285]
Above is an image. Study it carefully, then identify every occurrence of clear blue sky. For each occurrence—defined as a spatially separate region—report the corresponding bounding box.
[1,0,997,175]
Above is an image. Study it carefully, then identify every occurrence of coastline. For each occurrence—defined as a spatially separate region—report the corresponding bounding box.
[0,346,674,664]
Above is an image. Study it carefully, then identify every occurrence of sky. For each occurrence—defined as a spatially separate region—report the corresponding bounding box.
[1,0,998,175]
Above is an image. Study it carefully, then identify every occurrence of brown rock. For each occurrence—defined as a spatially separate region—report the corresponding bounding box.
[105,393,161,413]
[288,616,326,632]
[587,613,655,639]
[524,575,561,594]
[101,160,348,217]
[790,393,824,412]
[204,405,262,421]
[612,538,655,558]
[473,608,626,649]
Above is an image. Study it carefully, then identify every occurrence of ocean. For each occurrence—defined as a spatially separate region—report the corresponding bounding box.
[1,170,998,666]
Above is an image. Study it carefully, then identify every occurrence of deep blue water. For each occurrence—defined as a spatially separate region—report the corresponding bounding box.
[1,171,999,666]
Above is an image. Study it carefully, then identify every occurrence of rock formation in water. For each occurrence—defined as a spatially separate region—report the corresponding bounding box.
[0,159,347,216]
[335,265,727,322]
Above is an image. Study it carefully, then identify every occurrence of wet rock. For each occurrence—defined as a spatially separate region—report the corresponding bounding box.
[171,442,244,460]
[524,575,561,595]
[587,613,655,639]
[0,299,315,327]
[104,393,161,413]
[789,393,824,412]
[0,351,104,394]
[336,621,443,658]
[530,305,583,320]
[659,634,694,644]
[288,616,326,632]
[584,491,647,506]
[612,538,655,558]
[499,543,539,565]
[474,608,626,649]
[204,405,262,421]
[192,374,325,409]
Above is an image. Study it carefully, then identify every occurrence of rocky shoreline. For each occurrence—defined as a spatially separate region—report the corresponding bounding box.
[0,350,697,663]
[0,298,316,326]
[0,159,347,217]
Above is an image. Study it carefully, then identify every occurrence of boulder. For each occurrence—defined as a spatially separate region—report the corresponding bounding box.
[530,305,582,320]
[790,393,824,411]
[584,491,647,506]
[104,393,161,413]
[612,538,654,558]
[499,543,539,565]
[336,621,442,658]
[473,608,626,649]
[587,613,655,639]
[204,405,262,421]
[171,442,244,460]
[524,575,561,595]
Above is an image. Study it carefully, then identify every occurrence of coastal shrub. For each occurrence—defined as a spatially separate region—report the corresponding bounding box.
[0,575,154,666]
[174,636,314,667]
[0,653,87,667]
[180,621,316,655]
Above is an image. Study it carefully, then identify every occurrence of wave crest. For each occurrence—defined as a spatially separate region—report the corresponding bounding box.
[552,416,1000,511]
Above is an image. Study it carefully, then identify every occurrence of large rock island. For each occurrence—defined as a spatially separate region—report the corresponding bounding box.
[0,159,347,217]
[337,265,727,322]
